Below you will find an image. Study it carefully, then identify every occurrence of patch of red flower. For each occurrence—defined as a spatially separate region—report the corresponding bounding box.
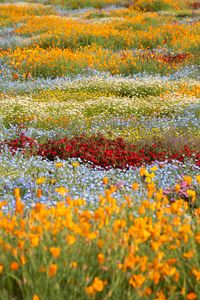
[190,2,200,9]
[1,133,200,169]
[158,53,191,64]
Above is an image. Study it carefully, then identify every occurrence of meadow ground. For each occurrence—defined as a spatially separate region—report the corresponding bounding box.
[0,0,200,299]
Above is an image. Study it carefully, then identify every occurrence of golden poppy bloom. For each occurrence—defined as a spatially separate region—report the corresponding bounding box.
[187,293,197,300]
[32,295,40,300]
[183,175,192,186]
[97,253,105,264]
[50,247,61,258]
[66,235,76,245]
[129,274,146,288]
[103,177,109,185]
[36,188,42,198]
[132,182,139,191]
[92,277,104,292]
[191,268,200,281]
[175,184,181,192]
[10,262,19,271]
[48,264,57,277]
[183,250,195,259]
[85,286,95,295]
[0,263,3,273]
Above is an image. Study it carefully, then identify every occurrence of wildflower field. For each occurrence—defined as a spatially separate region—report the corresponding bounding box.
[0,0,200,299]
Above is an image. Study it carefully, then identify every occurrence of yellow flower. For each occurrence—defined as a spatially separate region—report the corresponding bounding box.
[72,162,80,167]
[48,264,57,277]
[36,177,46,185]
[196,175,200,183]
[187,190,196,202]
[183,175,192,186]
[50,247,61,258]
[55,162,63,168]
[55,187,68,196]
[150,166,158,171]
[86,231,98,240]
[70,261,77,269]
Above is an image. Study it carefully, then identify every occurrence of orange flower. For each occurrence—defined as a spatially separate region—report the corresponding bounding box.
[175,184,180,192]
[10,262,19,271]
[195,232,200,244]
[66,235,76,245]
[92,277,104,292]
[0,263,3,273]
[139,167,147,177]
[85,286,95,295]
[129,274,145,288]
[132,182,139,191]
[183,176,192,186]
[48,264,57,277]
[37,188,42,198]
[191,268,200,281]
[32,295,40,300]
[12,73,19,80]
[98,253,105,264]
[103,177,109,185]
[70,261,77,269]
[30,234,39,247]
[155,291,166,300]
[50,247,61,258]
[196,175,200,183]
[143,287,152,295]
[14,188,20,200]
[15,199,24,214]
[183,250,195,259]
[187,293,197,300]
[20,255,26,265]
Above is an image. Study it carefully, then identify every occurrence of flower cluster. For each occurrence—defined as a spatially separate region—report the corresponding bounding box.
[2,133,200,169]
[0,177,199,299]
